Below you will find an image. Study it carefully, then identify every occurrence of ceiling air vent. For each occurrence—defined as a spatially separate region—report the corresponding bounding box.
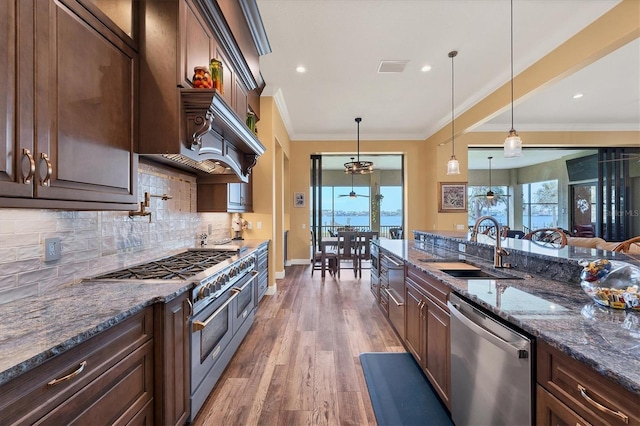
[377,60,409,73]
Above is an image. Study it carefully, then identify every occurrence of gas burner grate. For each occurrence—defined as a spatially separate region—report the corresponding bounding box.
[95,250,237,280]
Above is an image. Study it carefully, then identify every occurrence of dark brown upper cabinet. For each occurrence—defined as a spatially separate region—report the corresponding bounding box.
[137,0,269,183]
[0,0,138,210]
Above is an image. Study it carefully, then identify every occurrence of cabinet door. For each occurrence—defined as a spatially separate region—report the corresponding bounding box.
[404,281,426,368]
[157,293,190,426]
[0,0,34,198]
[424,297,451,409]
[228,181,252,212]
[182,0,217,88]
[228,182,243,209]
[234,76,248,121]
[33,0,137,204]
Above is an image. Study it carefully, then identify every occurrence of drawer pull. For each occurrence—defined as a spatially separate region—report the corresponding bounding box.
[577,384,628,424]
[47,361,87,387]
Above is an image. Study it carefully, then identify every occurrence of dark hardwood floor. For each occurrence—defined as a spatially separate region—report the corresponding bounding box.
[192,264,404,426]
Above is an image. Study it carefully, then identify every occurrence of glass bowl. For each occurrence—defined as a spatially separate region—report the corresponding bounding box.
[579,259,640,310]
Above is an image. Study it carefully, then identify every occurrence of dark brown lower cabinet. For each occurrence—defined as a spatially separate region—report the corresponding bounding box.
[537,340,639,426]
[0,293,194,426]
[423,296,450,408]
[403,263,451,410]
[404,280,426,366]
[0,308,154,425]
[155,292,191,425]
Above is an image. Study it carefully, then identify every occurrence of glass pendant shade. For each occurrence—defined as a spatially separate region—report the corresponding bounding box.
[445,50,460,175]
[504,129,523,158]
[446,156,460,175]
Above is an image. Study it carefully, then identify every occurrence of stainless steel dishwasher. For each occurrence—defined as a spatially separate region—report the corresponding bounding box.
[448,293,533,426]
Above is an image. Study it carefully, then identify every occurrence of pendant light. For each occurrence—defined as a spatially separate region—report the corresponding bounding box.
[486,156,495,199]
[446,50,460,175]
[344,117,374,174]
[504,0,523,158]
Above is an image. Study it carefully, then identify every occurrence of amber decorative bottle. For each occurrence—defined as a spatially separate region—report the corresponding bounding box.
[209,59,223,93]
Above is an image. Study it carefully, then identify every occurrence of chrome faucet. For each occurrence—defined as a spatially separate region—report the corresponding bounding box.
[470,215,511,268]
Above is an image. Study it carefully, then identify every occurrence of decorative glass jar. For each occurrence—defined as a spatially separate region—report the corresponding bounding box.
[246,112,256,133]
[192,66,212,89]
[209,59,223,93]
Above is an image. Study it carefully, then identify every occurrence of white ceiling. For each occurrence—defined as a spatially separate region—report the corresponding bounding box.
[256,0,639,143]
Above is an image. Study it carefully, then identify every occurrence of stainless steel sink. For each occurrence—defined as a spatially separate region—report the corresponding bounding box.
[440,268,522,280]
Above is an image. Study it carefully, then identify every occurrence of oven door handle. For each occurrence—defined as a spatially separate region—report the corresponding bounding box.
[232,270,258,293]
[193,292,239,332]
[192,270,258,332]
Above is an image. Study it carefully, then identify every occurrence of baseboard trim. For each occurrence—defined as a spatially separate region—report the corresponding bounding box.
[275,270,285,279]
[288,259,310,265]
[266,283,277,295]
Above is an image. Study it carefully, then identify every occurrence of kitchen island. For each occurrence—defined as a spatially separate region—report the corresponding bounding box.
[374,232,639,424]
[0,239,269,424]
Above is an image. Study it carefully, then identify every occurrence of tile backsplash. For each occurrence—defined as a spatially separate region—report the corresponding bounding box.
[0,160,230,305]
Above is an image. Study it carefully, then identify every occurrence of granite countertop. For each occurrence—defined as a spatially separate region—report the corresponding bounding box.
[375,237,640,396]
[0,239,269,387]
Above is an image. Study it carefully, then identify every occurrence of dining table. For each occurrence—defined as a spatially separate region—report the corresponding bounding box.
[319,235,366,278]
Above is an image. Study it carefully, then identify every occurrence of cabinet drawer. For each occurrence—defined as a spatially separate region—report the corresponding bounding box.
[0,308,153,425]
[537,341,638,426]
[37,340,154,425]
[407,265,450,308]
[537,385,592,426]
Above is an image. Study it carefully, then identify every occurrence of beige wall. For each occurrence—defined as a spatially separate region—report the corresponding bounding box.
[241,97,291,282]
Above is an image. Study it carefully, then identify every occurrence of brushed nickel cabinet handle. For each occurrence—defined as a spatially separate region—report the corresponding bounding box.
[47,361,87,386]
[21,148,36,184]
[39,152,53,186]
[577,384,628,423]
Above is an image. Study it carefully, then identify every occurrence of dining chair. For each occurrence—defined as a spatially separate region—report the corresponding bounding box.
[336,230,359,278]
[356,231,379,278]
[310,230,337,276]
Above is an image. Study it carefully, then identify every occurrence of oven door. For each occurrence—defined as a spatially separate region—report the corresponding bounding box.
[233,271,258,335]
[190,287,237,395]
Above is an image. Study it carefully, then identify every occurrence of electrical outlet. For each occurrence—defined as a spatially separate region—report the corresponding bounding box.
[458,243,466,253]
[45,237,61,261]
[247,221,252,229]
[302,224,306,229]
[207,223,213,234]
[257,221,262,230]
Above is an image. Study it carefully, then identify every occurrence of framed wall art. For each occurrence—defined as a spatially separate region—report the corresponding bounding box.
[294,192,305,208]
[438,182,467,213]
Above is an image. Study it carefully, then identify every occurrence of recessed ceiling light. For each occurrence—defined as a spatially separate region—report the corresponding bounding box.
[573,93,584,99]
[296,66,306,73]
[421,65,432,72]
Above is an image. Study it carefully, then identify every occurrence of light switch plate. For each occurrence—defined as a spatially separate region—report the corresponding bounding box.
[45,237,61,262]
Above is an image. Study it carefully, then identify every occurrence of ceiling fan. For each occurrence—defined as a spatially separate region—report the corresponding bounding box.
[471,156,511,199]
[338,169,369,198]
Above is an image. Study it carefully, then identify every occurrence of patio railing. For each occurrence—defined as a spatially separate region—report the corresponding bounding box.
[318,225,402,239]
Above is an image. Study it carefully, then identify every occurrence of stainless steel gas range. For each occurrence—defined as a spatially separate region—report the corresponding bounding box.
[92,247,258,421]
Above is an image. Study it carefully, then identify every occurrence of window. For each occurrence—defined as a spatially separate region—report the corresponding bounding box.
[468,186,510,227]
[522,180,559,230]
[310,154,404,238]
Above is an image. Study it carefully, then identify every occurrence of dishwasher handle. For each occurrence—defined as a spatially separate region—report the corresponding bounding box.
[448,300,529,359]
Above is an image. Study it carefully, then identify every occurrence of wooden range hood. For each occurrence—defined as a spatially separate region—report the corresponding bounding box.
[137,0,269,183]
